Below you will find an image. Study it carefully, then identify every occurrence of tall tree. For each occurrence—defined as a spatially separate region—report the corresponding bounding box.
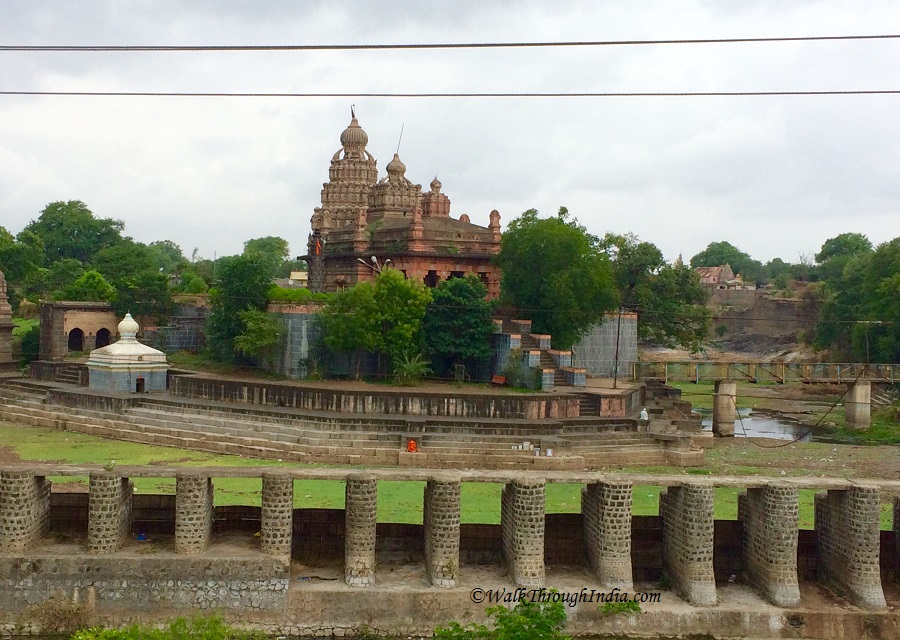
[424,275,494,376]
[601,233,709,350]
[54,270,115,302]
[206,254,272,362]
[690,240,765,284]
[320,280,380,377]
[148,240,189,274]
[243,236,291,278]
[25,200,124,265]
[496,208,618,349]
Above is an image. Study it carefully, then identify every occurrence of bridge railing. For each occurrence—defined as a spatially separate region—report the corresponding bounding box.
[632,362,897,383]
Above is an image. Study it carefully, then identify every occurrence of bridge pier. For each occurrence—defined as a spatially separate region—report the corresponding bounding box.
[501,478,545,587]
[175,474,213,555]
[660,485,716,606]
[582,481,633,589]
[738,486,800,607]
[424,475,461,587]
[845,381,871,430]
[261,473,294,560]
[88,472,133,553]
[344,473,377,587]
[815,486,886,610]
[0,471,51,553]
[712,380,737,437]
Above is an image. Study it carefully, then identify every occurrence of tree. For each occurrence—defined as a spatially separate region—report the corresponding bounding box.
[690,241,764,284]
[320,280,380,377]
[0,228,44,285]
[206,255,272,362]
[601,233,709,350]
[91,238,157,283]
[496,208,618,349]
[148,240,189,274]
[54,270,115,302]
[110,271,172,320]
[243,236,290,278]
[24,200,124,265]
[815,232,872,263]
[424,275,494,376]
[234,308,282,367]
[320,270,433,377]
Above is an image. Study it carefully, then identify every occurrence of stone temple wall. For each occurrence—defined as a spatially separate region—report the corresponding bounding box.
[267,305,324,379]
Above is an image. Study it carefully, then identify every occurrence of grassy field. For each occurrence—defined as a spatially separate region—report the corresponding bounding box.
[0,421,894,528]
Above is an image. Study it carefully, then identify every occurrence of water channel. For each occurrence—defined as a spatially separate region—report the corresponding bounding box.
[697,407,813,441]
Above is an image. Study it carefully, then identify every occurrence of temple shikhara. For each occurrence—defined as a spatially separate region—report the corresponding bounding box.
[306,110,501,297]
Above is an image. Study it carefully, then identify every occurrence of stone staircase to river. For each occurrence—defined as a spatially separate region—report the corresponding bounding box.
[0,380,670,470]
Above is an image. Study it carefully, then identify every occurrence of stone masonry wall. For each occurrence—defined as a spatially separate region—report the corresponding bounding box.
[0,556,288,611]
[269,308,323,379]
[815,487,887,610]
[0,471,51,552]
[500,479,545,587]
[88,473,134,553]
[572,313,638,378]
[660,485,716,606]
[344,474,377,587]
[261,473,294,561]
[175,475,213,555]
[738,486,800,607]
[423,476,461,587]
[582,481,633,589]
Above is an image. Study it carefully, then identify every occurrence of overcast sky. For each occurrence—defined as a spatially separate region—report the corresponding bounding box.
[1,1,899,265]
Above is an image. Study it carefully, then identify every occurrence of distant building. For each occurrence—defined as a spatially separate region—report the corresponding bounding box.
[305,110,501,298]
[695,264,735,288]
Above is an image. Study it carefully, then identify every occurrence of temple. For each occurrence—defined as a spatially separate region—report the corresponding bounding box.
[306,110,502,298]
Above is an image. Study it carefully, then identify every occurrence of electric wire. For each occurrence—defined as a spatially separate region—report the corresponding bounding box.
[3,34,900,52]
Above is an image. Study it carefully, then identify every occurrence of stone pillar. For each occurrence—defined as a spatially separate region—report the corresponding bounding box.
[0,471,51,552]
[344,473,377,587]
[88,473,133,553]
[175,474,213,555]
[815,486,886,609]
[261,473,294,560]
[582,481,633,589]
[738,486,800,607]
[660,485,716,606]
[501,479,545,587]
[424,475,461,587]
[712,380,737,436]
[845,381,871,430]
[894,496,899,583]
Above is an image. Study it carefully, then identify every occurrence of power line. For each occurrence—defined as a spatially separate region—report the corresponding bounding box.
[2,34,900,52]
[2,90,899,99]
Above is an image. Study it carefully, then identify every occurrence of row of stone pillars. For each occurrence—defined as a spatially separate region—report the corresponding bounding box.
[0,470,893,609]
[713,380,873,435]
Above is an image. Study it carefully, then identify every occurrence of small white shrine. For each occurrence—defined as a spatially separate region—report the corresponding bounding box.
[87,313,169,393]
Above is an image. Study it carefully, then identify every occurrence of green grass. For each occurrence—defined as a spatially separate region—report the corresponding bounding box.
[822,406,900,445]
[0,421,894,529]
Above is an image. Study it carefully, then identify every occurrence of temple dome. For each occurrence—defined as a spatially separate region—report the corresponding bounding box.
[386,153,407,178]
[87,313,167,365]
[340,117,369,149]
[430,177,442,192]
[118,312,140,339]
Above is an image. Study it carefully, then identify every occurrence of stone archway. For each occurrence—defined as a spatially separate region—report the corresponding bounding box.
[95,327,112,348]
[67,328,84,352]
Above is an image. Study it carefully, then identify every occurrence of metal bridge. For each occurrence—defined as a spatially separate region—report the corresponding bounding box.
[632,361,898,384]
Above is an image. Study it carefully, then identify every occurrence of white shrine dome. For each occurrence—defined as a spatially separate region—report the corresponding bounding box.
[87,313,168,365]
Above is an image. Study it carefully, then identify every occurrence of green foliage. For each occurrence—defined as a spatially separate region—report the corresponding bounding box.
[110,271,173,320]
[54,270,116,302]
[181,273,209,294]
[15,320,41,366]
[424,274,494,375]
[233,309,282,366]
[206,255,273,363]
[91,238,157,283]
[599,600,642,616]
[496,208,618,349]
[602,233,709,350]
[25,200,124,265]
[267,285,331,303]
[70,616,266,640]
[0,227,44,285]
[715,324,728,337]
[393,352,431,385]
[814,235,899,361]
[243,235,290,278]
[321,270,432,376]
[434,595,570,640]
[148,240,188,274]
[690,240,765,284]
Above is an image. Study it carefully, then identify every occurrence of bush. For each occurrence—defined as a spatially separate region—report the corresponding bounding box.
[18,322,40,366]
[434,594,569,640]
[393,352,431,386]
[71,616,266,640]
